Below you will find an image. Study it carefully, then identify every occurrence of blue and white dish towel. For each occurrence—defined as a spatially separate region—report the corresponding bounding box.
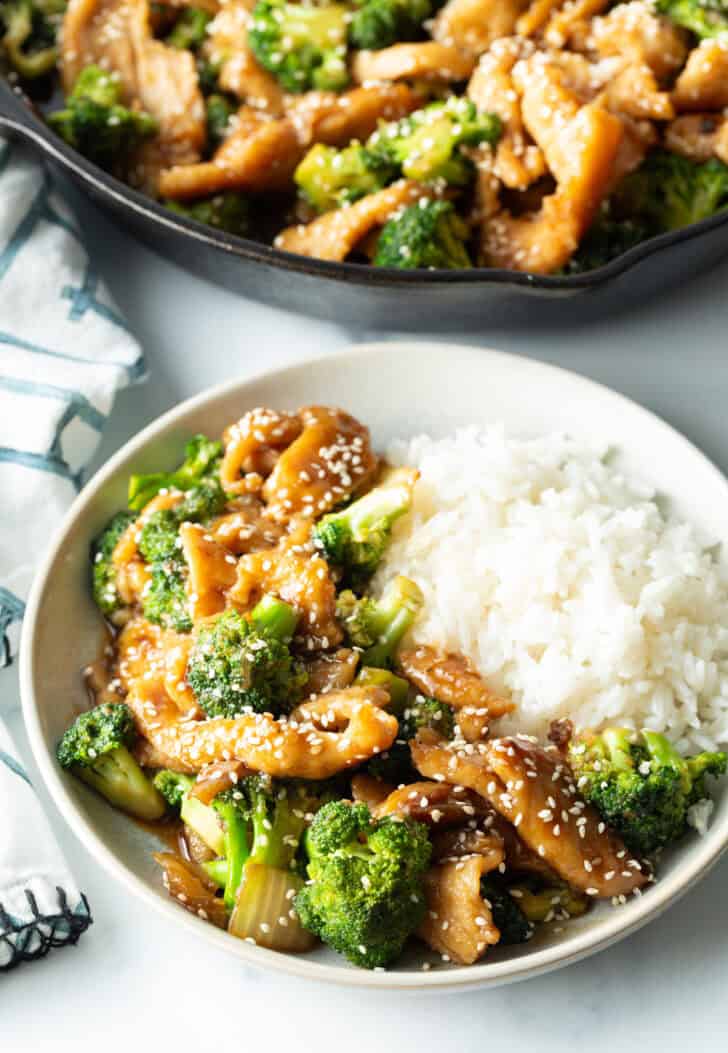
[0,138,145,969]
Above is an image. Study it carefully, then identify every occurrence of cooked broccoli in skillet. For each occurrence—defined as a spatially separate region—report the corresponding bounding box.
[568,727,727,856]
[294,142,396,214]
[336,575,424,667]
[656,0,728,38]
[127,433,222,512]
[48,65,157,171]
[369,98,501,187]
[480,876,533,945]
[565,214,649,274]
[57,703,165,819]
[91,510,135,618]
[312,467,415,586]
[295,799,431,967]
[165,5,210,48]
[348,0,432,51]
[374,199,471,269]
[166,192,251,236]
[204,93,236,146]
[248,0,349,93]
[1,0,63,79]
[186,596,307,718]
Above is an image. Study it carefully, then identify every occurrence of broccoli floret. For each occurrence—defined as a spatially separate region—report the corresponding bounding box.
[49,65,157,172]
[568,727,727,856]
[366,693,454,784]
[165,5,210,48]
[508,880,588,923]
[348,0,431,49]
[295,799,431,968]
[566,214,650,274]
[655,0,728,38]
[144,562,193,632]
[187,597,306,718]
[128,433,222,512]
[480,876,533,945]
[205,93,236,146]
[369,97,501,187]
[312,468,416,585]
[336,575,424,668]
[248,0,349,93]
[166,191,251,236]
[616,150,728,232]
[1,0,62,79]
[374,199,471,269]
[294,142,396,213]
[91,510,135,617]
[57,703,165,820]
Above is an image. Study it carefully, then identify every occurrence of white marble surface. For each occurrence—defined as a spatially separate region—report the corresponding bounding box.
[4,195,728,1050]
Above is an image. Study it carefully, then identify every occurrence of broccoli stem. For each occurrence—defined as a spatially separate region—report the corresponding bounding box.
[201,858,228,888]
[355,666,410,710]
[602,728,635,772]
[76,746,165,821]
[362,576,423,668]
[214,799,251,910]
[250,594,299,642]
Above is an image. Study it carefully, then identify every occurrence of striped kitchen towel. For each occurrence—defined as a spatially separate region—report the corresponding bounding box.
[0,138,145,969]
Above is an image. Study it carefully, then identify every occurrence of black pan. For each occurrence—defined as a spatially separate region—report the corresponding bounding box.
[2,76,727,329]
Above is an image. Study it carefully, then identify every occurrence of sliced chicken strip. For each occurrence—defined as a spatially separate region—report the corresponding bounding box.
[204,1,285,114]
[179,522,238,622]
[588,2,688,82]
[418,852,503,964]
[665,113,728,166]
[374,780,489,825]
[542,0,609,47]
[411,734,648,898]
[159,84,420,200]
[432,0,528,60]
[127,681,397,777]
[352,42,475,84]
[673,40,728,112]
[275,179,435,261]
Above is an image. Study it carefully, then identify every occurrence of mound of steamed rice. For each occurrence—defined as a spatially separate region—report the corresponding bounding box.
[376,427,728,755]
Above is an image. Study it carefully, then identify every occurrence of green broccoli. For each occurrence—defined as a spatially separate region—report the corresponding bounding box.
[354,666,410,709]
[480,876,533,945]
[165,5,210,48]
[248,0,349,93]
[295,799,431,967]
[57,703,165,820]
[566,214,649,274]
[205,93,236,146]
[616,150,728,232]
[144,561,192,632]
[366,692,454,784]
[294,142,396,214]
[568,727,727,856]
[312,468,416,586]
[374,199,471,269]
[369,97,501,187]
[128,433,222,512]
[348,0,431,49]
[186,596,307,718]
[91,510,135,618]
[508,879,588,923]
[1,0,63,79]
[336,575,424,667]
[153,769,226,856]
[49,65,157,172]
[166,192,251,236]
[655,0,728,38]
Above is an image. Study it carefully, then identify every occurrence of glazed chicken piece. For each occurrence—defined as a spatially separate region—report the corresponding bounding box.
[204,1,286,115]
[158,84,420,200]
[542,0,609,47]
[221,408,303,494]
[467,39,547,190]
[374,780,489,825]
[673,40,728,112]
[432,0,529,59]
[418,851,503,964]
[411,734,648,898]
[481,57,623,273]
[61,0,206,188]
[351,42,476,84]
[179,523,238,622]
[188,759,252,804]
[261,405,379,521]
[207,496,288,555]
[230,535,343,650]
[275,179,437,261]
[588,2,688,82]
[302,648,360,696]
[397,645,513,742]
[665,114,728,165]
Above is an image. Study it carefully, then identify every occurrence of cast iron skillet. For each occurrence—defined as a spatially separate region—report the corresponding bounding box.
[2,75,728,328]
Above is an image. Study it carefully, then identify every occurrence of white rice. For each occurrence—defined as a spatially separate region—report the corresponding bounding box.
[376,426,728,754]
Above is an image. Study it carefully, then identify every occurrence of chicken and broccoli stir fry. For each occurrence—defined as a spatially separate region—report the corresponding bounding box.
[6,0,728,271]
[59,405,727,969]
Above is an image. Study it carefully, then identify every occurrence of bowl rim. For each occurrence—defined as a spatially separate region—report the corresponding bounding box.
[20,340,728,990]
[3,77,728,292]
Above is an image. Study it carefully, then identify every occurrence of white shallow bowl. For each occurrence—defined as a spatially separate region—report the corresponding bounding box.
[21,341,728,991]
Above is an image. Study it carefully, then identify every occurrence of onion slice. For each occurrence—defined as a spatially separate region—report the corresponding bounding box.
[228,863,317,953]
